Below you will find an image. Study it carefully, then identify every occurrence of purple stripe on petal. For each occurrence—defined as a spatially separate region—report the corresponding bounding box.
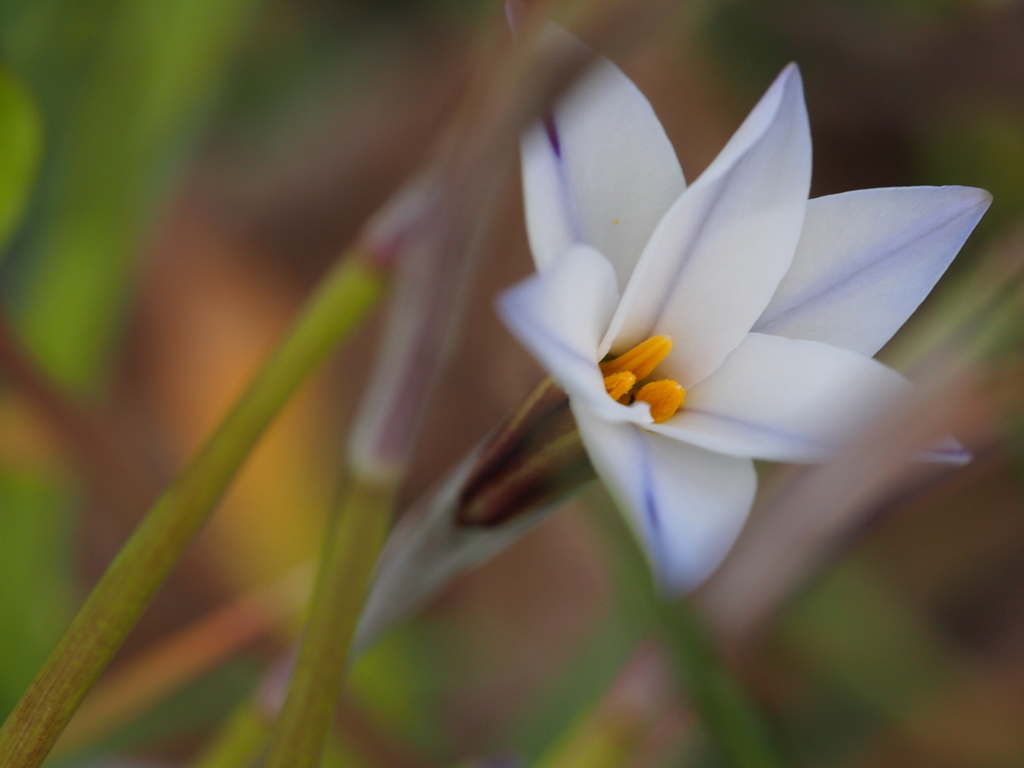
[633,427,672,579]
[543,112,562,157]
[539,109,586,242]
[755,204,984,335]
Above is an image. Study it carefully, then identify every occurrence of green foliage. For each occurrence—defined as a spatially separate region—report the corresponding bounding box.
[0,65,41,255]
[6,0,261,389]
[0,57,63,729]
[776,558,1024,768]
[349,623,450,755]
[0,470,73,719]
[0,255,384,767]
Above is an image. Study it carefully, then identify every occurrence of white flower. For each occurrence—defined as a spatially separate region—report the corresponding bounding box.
[498,44,990,594]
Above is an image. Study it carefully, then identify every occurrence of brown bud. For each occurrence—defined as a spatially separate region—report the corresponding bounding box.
[456,378,594,527]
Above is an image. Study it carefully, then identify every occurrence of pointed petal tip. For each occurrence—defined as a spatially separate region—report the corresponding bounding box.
[741,62,804,121]
[768,62,808,132]
[915,433,972,465]
[935,184,993,213]
[960,187,993,224]
[939,184,994,223]
[967,185,993,210]
[918,446,973,465]
[950,449,973,466]
[776,62,804,92]
[504,0,525,34]
[750,63,802,109]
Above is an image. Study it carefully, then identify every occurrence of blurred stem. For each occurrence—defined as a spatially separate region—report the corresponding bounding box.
[263,475,395,768]
[656,601,785,768]
[54,565,311,754]
[593,500,785,768]
[534,711,644,768]
[531,645,670,768]
[0,252,386,768]
[526,579,783,768]
[193,701,271,768]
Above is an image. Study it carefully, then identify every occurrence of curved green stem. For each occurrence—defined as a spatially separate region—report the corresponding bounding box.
[0,253,386,768]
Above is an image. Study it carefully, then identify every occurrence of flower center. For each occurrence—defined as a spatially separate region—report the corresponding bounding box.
[599,335,685,423]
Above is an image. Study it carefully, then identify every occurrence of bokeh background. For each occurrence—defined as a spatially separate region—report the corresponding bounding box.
[1,0,1023,765]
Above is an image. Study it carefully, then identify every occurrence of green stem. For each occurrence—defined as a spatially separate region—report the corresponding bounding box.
[0,253,386,768]
[532,702,647,768]
[656,601,786,768]
[593,499,785,768]
[193,701,272,768]
[263,475,395,768]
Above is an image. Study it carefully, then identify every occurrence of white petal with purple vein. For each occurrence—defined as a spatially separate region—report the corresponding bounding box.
[573,405,757,593]
[754,186,992,356]
[521,27,685,286]
[652,332,915,462]
[603,65,812,385]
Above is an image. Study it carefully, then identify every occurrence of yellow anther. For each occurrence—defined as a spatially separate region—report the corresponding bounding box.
[635,380,685,423]
[600,336,673,381]
[603,370,636,401]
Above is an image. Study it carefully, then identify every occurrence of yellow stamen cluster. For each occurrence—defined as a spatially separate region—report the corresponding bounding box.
[603,370,636,401]
[600,335,673,380]
[600,335,685,423]
[635,380,686,423]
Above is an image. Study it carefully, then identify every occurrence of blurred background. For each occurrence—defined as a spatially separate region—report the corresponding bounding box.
[0,0,1023,765]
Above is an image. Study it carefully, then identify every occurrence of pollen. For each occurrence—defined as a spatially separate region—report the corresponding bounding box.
[635,380,685,423]
[603,370,636,400]
[600,335,673,381]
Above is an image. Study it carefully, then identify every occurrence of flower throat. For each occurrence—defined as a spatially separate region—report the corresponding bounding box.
[600,335,685,423]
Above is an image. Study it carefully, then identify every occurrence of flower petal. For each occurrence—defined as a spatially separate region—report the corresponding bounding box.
[753,186,992,355]
[918,437,972,465]
[521,27,685,286]
[651,332,915,462]
[574,405,757,594]
[498,245,653,425]
[603,64,811,385]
